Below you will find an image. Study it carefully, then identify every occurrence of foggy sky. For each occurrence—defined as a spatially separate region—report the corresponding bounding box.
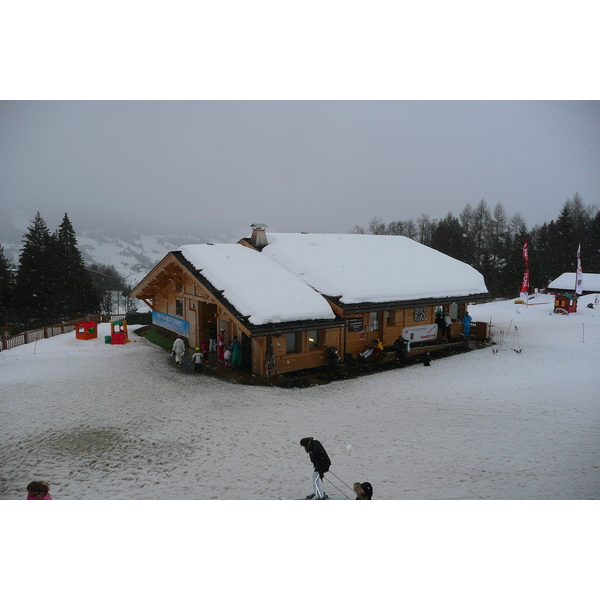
[1,101,599,240]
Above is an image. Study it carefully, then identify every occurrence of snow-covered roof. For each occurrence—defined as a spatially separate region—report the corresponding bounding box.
[547,272,600,293]
[179,244,336,326]
[176,233,489,326]
[262,233,488,305]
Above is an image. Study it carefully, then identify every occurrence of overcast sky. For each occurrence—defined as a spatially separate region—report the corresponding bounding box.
[2,101,599,240]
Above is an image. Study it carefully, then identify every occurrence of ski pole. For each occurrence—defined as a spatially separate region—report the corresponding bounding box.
[323,476,351,499]
[328,470,355,493]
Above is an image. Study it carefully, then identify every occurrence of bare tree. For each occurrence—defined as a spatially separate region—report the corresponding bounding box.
[348,225,366,234]
[416,213,437,246]
[368,217,386,235]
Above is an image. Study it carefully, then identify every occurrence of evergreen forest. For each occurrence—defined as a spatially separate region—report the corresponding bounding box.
[0,212,118,335]
[349,193,600,298]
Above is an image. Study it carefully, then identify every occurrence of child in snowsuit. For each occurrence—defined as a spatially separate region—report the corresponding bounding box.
[27,481,52,500]
[200,339,209,361]
[191,348,203,373]
[224,348,232,368]
[300,437,331,499]
[354,482,373,500]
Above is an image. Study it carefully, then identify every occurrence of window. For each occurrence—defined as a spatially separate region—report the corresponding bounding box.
[175,299,184,317]
[450,303,458,319]
[308,330,319,349]
[286,332,299,353]
[176,281,183,292]
[369,312,379,332]
[386,311,396,326]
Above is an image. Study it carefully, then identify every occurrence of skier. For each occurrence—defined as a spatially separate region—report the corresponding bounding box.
[300,437,331,499]
[423,351,431,366]
[461,312,472,338]
[191,348,204,373]
[353,481,373,500]
[27,481,52,500]
[172,335,186,367]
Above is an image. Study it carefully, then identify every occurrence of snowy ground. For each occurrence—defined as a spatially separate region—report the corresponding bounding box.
[2,294,599,597]
[2,294,598,501]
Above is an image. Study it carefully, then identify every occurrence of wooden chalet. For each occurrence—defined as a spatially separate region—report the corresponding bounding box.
[130,225,490,379]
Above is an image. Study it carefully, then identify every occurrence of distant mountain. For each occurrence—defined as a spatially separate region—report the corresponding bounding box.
[77,229,207,286]
[0,208,209,286]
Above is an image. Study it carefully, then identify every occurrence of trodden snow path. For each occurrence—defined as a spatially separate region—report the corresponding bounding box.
[1,311,599,500]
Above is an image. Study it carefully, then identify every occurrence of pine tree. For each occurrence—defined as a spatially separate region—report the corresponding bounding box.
[430,213,471,263]
[54,213,100,319]
[13,212,55,327]
[472,199,492,271]
[504,224,530,298]
[587,208,600,274]
[0,243,14,333]
[554,202,578,276]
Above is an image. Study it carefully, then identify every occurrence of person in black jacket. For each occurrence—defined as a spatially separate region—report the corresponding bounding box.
[300,437,331,499]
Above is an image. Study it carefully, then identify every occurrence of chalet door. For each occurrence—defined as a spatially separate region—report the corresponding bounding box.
[241,333,252,367]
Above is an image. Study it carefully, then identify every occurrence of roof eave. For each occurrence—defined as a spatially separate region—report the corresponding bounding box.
[328,292,492,314]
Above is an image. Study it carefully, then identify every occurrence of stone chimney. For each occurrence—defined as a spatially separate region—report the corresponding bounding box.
[250,223,268,249]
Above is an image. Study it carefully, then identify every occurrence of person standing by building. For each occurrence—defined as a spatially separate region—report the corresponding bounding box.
[217,329,226,362]
[444,313,452,341]
[27,481,52,500]
[435,310,445,341]
[230,335,241,369]
[172,335,186,367]
[462,311,472,338]
[394,334,407,362]
[209,324,217,353]
[300,437,331,499]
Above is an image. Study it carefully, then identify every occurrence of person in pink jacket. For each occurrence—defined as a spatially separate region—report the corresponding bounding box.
[27,481,52,499]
